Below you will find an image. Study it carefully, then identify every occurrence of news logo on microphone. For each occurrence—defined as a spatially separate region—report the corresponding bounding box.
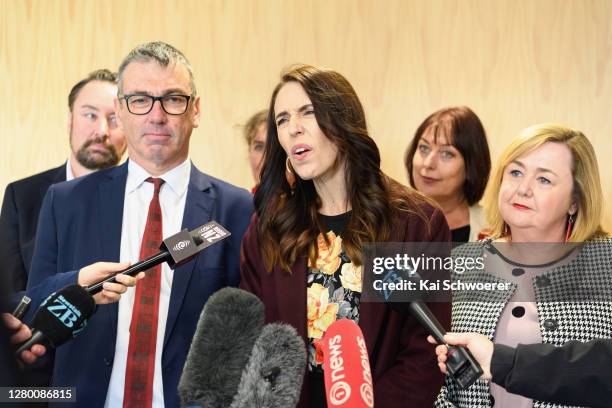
[321,319,374,408]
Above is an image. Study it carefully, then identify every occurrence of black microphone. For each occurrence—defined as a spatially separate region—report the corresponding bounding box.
[87,221,231,295]
[15,285,95,356]
[397,300,483,389]
[230,323,306,408]
[374,262,483,390]
[178,287,265,408]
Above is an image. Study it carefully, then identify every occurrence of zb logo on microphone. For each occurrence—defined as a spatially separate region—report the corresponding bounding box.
[47,295,82,328]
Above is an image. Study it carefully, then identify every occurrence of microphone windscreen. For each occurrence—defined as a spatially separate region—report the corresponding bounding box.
[321,319,374,408]
[230,323,306,408]
[32,284,96,347]
[178,287,265,408]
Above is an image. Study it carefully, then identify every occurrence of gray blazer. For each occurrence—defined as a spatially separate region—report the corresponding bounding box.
[435,237,612,408]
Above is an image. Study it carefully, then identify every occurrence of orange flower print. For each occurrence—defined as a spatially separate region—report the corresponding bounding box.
[309,231,343,275]
[307,283,339,339]
[340,262,362,293]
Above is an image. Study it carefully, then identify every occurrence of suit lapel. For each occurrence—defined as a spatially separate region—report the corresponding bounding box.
[163,164,214,348]
[52,163,67,183]
[97,163,128,341]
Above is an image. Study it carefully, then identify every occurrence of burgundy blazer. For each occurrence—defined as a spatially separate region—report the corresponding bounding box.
[240,202,451,408]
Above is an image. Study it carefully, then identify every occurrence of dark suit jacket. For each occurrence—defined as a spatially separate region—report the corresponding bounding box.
[492,340,612,407]
[25,161,254,407]
[240,202,452,408]
[0,164,65,293]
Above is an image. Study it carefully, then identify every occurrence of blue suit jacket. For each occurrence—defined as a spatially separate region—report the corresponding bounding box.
[25,161,254,407]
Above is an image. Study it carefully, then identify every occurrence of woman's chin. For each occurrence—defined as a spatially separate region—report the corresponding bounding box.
[295,170,316,181]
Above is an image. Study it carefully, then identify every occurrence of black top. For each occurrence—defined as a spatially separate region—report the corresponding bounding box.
[320,211,351,236]
[451,224,470,243]
[308,211,353,408]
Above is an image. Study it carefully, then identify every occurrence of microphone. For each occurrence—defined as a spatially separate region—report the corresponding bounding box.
[11,295,31,319]
[16,221,231,356]
[87,221,231,294]
[321,319,374,408]
[230,323,306,408]
[391,300,483,389]
[178,287,265,408]
[372,263,483,390]
[15,285,95,356]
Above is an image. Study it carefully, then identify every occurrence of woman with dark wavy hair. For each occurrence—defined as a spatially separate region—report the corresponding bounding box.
[240,64,451,407]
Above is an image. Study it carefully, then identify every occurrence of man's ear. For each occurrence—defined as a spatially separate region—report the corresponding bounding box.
[114,97,123,130]
[192,95,201,128]
[67,111,72,135]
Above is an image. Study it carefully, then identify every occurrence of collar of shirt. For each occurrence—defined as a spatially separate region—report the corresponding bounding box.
[65,159,75,181]
[126,158,191,197]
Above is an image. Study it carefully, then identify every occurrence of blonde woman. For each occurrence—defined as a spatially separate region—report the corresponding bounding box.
[435,124,611,408]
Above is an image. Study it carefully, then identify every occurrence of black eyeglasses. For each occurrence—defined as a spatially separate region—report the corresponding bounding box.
[119,94,193,115]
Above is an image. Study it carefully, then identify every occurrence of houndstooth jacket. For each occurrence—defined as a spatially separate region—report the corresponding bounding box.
[434,237,612,408]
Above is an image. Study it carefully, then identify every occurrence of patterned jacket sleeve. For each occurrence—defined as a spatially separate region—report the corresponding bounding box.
[434,375,460,407]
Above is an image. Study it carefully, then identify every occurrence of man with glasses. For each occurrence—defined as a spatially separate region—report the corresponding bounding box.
[0,69,127,299]
[24,42,253,407]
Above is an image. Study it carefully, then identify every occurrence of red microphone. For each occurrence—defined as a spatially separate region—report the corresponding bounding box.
[321,319,374,408]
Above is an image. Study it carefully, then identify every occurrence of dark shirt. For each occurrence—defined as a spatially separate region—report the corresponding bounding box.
[307,212,353,408]
[451,224,470,243]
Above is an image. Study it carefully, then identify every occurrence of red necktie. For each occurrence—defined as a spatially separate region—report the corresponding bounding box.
[123,177,164,408]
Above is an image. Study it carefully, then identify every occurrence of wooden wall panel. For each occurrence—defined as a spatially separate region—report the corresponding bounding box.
[1,0,611,230]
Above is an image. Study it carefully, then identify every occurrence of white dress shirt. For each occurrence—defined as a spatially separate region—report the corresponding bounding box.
[104,158,190,408]
[65,159,75,181]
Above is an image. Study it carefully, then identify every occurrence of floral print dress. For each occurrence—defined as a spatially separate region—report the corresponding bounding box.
[306,212,362,374]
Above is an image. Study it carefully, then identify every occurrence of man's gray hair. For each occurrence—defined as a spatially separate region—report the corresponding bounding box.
[117,41,197,95]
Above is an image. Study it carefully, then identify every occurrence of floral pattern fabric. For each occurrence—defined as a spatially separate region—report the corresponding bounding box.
[307,227,362,372]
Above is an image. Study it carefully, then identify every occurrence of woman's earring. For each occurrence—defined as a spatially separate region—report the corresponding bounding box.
[285,157,294,175]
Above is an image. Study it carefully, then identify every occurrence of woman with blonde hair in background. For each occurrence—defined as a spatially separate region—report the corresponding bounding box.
[434,124,612,408]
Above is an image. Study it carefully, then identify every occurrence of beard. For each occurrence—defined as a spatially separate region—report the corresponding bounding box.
[74,135,120,170]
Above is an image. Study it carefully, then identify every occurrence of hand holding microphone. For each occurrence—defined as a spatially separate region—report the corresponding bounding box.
[85,221,230,296]
[15,221,232,358]
[377,269,483,390]
[1,313,46,365]
[404,301,483,389]
[14,284,96,357]
[77,262,142,304]
[427,332,494,381]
